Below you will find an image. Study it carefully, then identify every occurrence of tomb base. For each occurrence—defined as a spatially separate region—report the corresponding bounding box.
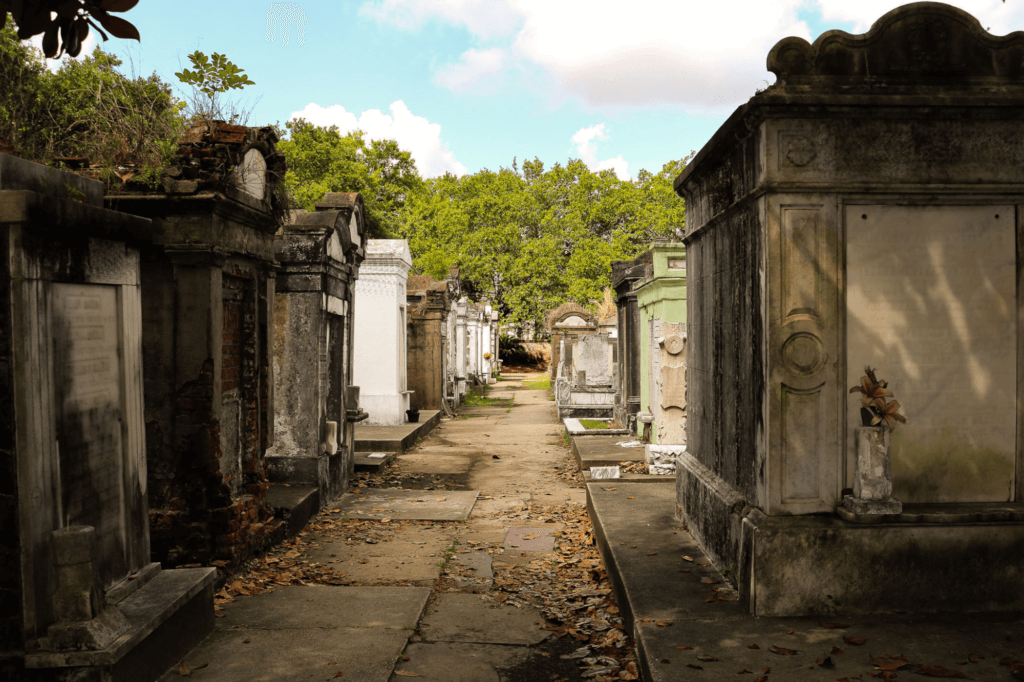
[360,393,410,426]
[677,454,1024,616]
[739,508,1024,616]
[26,567,216,682]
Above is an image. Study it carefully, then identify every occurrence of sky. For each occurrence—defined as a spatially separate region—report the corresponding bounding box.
[34,0,1024,181]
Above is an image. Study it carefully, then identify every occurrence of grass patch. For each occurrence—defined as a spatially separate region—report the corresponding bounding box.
[560,429,571,448]
[462,385,513,407]
[523,375,551,391]
[580,419,610,430]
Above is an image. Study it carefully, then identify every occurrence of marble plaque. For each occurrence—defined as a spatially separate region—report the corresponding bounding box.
[237,149,267,200]
[52,284,126,583]
[846,205,1016,503]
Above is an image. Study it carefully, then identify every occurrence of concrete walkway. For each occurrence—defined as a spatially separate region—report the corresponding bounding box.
[161,373,637,682]
[584,463,1024,681]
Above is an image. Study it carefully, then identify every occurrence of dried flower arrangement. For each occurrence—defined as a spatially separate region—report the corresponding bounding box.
[849,366,907,430]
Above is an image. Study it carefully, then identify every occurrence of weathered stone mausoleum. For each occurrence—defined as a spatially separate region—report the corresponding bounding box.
[2,155,215,681]
[547,302,597,380]
[676,2,1024,616]
[109,121,286,569]
[406,275,457,412]
[267,192,367,511]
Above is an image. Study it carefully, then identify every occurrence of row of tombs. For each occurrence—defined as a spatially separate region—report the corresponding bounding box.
[559,3,1024,619]
[0,127,499,681]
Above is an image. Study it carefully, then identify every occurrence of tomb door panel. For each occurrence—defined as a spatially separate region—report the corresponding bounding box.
[767,195,841,515]
[51,283,128,589]
[846,204,1017,503]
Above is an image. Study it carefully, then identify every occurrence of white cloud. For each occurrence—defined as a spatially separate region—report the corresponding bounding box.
[289,100,467,178]
[360,0,521,40]
[434,47,506,93]
[572,124,629,180]
[360,0,1024,111]
[816,0,1020,34]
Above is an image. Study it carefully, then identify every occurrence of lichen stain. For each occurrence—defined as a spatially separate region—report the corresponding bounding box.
[891,428,1013,503]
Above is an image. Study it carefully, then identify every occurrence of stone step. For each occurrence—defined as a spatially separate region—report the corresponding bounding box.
[353,451,397,472]
[26,567,217,682]
[267,484,319,539]
[354,409,442,453]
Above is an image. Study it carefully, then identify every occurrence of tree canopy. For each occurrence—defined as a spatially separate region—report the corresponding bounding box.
[278,119,424,239]
[399,157,688,334]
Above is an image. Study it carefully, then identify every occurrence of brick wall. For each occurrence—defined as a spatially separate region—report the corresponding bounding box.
[149,270,278,571]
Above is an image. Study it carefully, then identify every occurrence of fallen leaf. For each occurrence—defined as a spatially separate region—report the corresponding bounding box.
[638,617,654,623]
[967,654,983,663]
[762,667,770,673]
[756,677,768,682]
[816,656,833,667]
[1000,657,1018,666]
[831,646,843,656]
[627,496,636,499]
[705,596,726,603]
[787,630,794,634]
[687,664,702,670]
[769,645,798,655]
[676,645,693,650]
[647,552,658,556]
[1011,662,1024,681]
[334,672,343,678]
[381,517,391,523]
[682,556,694,562]
[698,563,709,567]
[178,661,191,677]
[843,636,867,646]
[655,621,673,627]
[748,644,760,649]
[395,671,420,677]
[243,638,252,644]
[738,669,752,674]
[194,664,208,670]
[697,654,718,662]
[914,664,967,678]
[661,659,671,664]
[819,621,851,629]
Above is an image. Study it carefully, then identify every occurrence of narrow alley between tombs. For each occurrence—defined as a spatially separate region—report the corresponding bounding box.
[163,373,640,682]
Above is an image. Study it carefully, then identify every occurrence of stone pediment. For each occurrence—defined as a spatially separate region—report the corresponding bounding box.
[768,2,1024,82]
[546,302,596,331]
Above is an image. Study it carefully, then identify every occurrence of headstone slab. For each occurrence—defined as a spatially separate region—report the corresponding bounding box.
[236,148,267,201]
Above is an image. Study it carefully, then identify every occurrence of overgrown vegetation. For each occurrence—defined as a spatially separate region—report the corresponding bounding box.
[0,19,184,183]
[462,388,511,408]
[580,419,610,430]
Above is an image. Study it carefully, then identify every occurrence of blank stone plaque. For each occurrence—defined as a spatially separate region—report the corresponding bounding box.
[52,283,127,587]
[846,205,1016,503]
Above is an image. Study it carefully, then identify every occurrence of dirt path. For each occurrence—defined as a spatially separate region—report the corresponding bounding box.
[169,371,635,681]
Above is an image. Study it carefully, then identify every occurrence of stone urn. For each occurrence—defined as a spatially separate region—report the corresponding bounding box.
[843,425,902,515]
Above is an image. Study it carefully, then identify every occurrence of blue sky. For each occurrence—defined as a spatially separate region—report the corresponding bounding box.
[38,0,1024,180]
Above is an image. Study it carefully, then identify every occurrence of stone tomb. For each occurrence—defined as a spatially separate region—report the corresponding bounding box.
[674,4,1024,616]
[267,192,368,508]
[110,124,284,569]
[353,240,413,425]
[1,155,214,681]
[406,275,456,412]
[610,253,651,429]
[633,242,687,445]
[547,303,598,380]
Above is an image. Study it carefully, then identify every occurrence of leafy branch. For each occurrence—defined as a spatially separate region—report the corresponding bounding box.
[0,0,141,59]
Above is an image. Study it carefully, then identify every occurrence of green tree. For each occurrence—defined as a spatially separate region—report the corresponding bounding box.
[279,119,424,238]
[1,0,141,59]
[400,157,688,334]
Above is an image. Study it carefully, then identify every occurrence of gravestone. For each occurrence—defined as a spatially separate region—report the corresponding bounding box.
[1,154,215,680]
[575,334,613,386]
